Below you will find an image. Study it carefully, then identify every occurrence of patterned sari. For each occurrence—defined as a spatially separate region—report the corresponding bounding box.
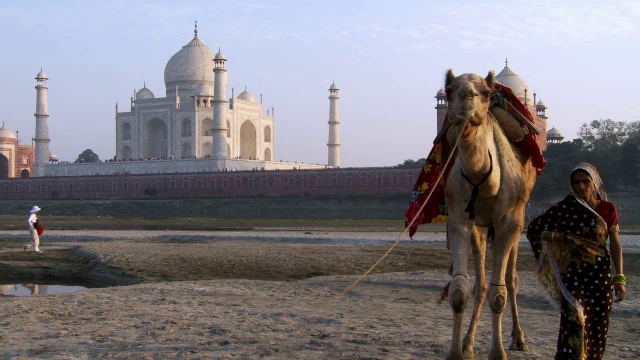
[527,164,614,360]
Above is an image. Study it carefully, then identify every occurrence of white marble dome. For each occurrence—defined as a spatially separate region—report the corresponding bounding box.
[0,123,17,139]
[136,87,154,100]
[495,62,530,104]
[330,82,339,90]
[36,70,47,80]
[164,35,216,93]
[49,152,58,162]
[237,89,255,102]
[193,84,213,96]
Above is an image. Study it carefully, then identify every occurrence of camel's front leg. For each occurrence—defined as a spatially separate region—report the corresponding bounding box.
[446,222,472,360]
[486,223,521,360]
[506,243,528,352]
[462,226,488,359]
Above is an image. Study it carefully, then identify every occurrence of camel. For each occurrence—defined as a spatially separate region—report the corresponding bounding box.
[442,70,536,360]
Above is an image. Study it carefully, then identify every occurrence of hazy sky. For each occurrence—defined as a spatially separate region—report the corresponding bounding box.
[1,0,639,167]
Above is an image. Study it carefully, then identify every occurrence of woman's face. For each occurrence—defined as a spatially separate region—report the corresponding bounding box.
[571,171,596,202]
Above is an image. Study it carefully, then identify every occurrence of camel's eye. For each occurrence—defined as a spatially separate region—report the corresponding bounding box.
[445,86,452,96]
[481,89,491,98]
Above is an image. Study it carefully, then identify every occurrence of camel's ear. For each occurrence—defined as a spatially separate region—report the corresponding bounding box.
[485,71,495,88]
[445,69,455,88]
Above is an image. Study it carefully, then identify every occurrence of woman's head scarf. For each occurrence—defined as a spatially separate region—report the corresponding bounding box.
[570,162,607,208]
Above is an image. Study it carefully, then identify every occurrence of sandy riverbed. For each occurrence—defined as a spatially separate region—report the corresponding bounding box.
[0,230,638,359]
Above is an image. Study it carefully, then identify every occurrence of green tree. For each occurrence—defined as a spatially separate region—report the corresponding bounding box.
[625,121,640,143]
[396,158,426,168]
[75,149,100,163]
[619,140,640,190]
[578,119,628,152]
[531,140,585,200]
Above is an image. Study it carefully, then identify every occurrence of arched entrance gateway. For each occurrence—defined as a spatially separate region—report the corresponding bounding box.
[181,142,192,158]
[142,118,168,159]
[201,142,212,158]
[0,154,8,179]
[240,121,257,160]
[21,169,29,178]
[121,145,132,160]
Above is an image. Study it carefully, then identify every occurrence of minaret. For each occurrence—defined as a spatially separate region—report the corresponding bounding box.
[327,81,340,167]
[212,49,228,159]
[33,69,50,177]
[435,87,447,133]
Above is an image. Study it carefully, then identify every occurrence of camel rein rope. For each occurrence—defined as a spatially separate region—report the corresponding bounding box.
[336,119,468,301]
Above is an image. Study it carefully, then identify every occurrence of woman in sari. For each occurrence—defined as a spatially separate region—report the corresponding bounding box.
[527,162,626,360]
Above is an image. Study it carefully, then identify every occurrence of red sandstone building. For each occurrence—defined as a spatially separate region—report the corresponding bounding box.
[0,123,35,179]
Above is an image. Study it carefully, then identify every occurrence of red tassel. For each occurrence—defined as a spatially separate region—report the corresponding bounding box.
[517,133,546,170]
[405,202,424,239]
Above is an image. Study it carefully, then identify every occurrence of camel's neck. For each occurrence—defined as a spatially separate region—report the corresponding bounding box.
[456,119,493,184]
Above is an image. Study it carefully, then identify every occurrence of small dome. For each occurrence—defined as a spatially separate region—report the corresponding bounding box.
[0,123,17,140]
[237,89,255,102]
[215,50,226,60]
[136,87,155,100]
[49,153,58,161]
[536,100,547,109]
[36,70,48,80]
[547,127,563,137]
[436,87,446,97]
[329,82,339,90]
[193,84,213,96]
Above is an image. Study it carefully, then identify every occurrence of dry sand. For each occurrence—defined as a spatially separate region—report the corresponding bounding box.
[0,230,638,359]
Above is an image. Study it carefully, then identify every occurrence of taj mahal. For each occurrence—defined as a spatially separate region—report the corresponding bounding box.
[0,23,340,179]
[116,24,281,163]
[1,24,556,180]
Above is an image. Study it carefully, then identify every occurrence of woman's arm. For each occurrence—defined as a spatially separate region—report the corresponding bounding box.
[609,225,626,302]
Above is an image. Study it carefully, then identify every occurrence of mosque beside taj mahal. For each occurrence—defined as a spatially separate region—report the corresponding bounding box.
[0,24,557,200]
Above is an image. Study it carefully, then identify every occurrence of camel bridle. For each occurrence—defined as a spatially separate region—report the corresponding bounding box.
[460,150,493,220]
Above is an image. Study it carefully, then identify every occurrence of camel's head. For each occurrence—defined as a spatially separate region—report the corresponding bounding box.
[445,70,495,127]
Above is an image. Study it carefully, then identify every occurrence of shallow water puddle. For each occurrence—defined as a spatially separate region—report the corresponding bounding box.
[0,284,86,296]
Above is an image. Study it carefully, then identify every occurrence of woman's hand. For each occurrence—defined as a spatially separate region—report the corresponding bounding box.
[614,283,626,302]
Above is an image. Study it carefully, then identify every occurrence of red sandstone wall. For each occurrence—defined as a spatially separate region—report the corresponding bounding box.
[0,168,420,200]
[15,145,34,178]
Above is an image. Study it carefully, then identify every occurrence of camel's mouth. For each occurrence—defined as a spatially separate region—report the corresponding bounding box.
[450,110,477,123]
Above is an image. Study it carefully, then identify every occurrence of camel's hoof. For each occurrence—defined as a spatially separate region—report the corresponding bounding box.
[509,341,529,352]
[446,351,464,360]
[462,339,475,358]
[487,349,507,360]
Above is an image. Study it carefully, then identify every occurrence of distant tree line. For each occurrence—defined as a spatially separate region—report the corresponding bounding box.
[395,158,426,169]
[533,119,640,201]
